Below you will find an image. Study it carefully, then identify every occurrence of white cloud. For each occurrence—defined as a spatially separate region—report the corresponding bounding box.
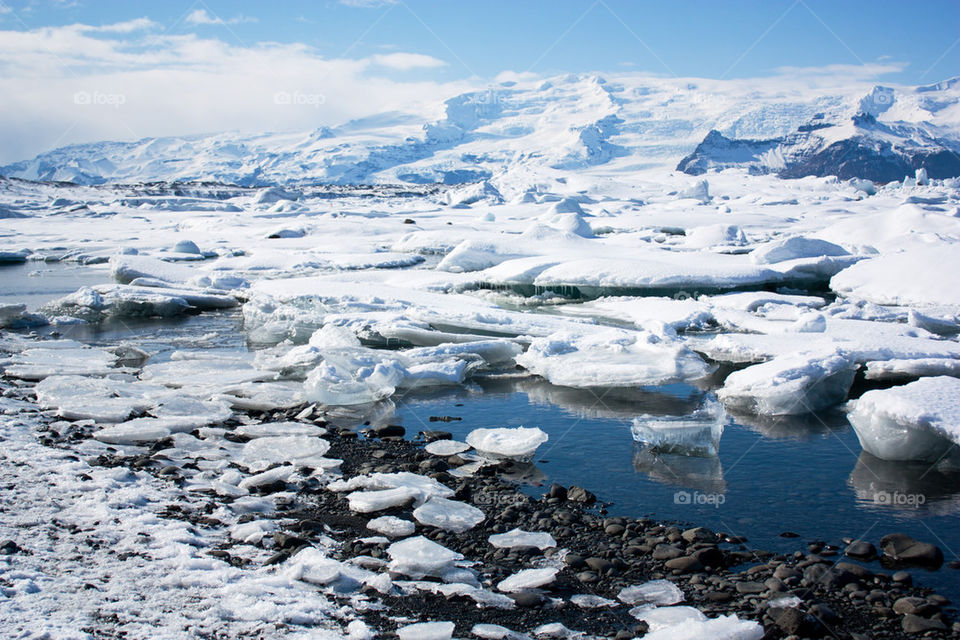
[0,19,471,164]
[185,9,258,26]
[774,62,907,83]
[371,52,446,71]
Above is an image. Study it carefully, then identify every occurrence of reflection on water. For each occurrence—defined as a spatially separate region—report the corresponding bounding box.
[849,451,960,517]
[0,261,110,310]
[730,408,850,440]
[481,375,704,420]
[632,446,726,494]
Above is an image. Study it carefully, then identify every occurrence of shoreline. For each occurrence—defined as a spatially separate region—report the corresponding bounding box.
[11,382,954,639]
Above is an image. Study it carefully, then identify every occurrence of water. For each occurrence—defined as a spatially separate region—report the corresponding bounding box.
[391,379,960,601]
[3,262,959,601]
[0,261,111,310]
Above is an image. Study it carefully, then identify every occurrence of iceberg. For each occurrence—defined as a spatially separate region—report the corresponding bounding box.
[517,329,711,388]
[466,427,548,460]
[631,398,727,457]
[717,349,857,415]
[847,376,960,464]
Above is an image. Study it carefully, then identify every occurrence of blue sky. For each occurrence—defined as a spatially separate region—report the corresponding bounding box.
[0,0,957,163]
[5,0,958,83]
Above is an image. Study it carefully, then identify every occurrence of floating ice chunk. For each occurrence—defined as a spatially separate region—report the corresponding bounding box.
[497,567,558,592]
[425,439,471,456]
[569,594,617,608]
[517,329,711,388]
[141,354,271,389]
[750,236,848,265]
[466,427,548,460]
[768,595,802,609]
[413,497,485,532]
[717,350,857,415]
[488,529,556,550]
[0,303,47,329]
[367,515,416,538]
[618,579,684,606]
[348,486,421,513]
[641,614,763,640]
[831,245,960,307]
[631,398,726,457]
[387,535,464,579]
[847,376,960,463]
[396,621,455,640]
[304,357,403,406]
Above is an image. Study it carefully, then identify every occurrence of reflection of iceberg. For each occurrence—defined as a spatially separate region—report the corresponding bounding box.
[848,451,960,517]
[632,447,726,494]
[631,398,726,456]
[730,408,849,440]
[480,376,705,420]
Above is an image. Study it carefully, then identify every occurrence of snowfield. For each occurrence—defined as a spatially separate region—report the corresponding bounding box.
[1,71,960,638]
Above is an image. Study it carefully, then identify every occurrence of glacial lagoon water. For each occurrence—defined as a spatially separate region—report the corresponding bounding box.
[3,264,959,602]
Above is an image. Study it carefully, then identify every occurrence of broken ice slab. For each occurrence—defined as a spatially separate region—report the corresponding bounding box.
[348,486,421,513]
[638,610,764,640]
[488,529,557,550]
[0,303,47,329]
[517,328,712,388]
[367,515,416,538]
[847,376,960,465]
[466,426,548,460]
[412,497,485,533]
[424,439,471,456]
[717,349,857,415]
[496,567,558,593]
[618,579,684,606]
[386,535,464,579]
[396,621,455,640]
[2,343,120,380]
[631,397,727,457]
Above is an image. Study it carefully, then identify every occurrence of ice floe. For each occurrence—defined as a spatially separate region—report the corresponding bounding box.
[466,427,549,460]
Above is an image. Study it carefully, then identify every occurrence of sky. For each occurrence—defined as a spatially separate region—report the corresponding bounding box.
[0,0,957,164]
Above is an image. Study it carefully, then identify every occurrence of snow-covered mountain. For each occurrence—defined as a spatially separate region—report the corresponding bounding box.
[3,73,959,186]
[678,79,960,182]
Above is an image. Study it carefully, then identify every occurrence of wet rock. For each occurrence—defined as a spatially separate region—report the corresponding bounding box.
[835,562,873,581]
[682,526,716,544]
[665,556,702,573]
[577,571,599,584]
[901,613,947,633]
[881,533,943,569]
[735,581,766,594]
[566,486,595,504]
[891,570,913,585]
[691,547,724,569]
[892,596,940,617]
[652,544,682,561]
[419,430,452,442]
[845,540,877,560]
[0,540,23,555]
[509,591,544,607]
[585,557,614,574]
[548,484,567,500]
[563,554,585,569]
[605,524,625,536]
[372,425,405,438]
[779,531,801,538]
[273,533,306,550]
